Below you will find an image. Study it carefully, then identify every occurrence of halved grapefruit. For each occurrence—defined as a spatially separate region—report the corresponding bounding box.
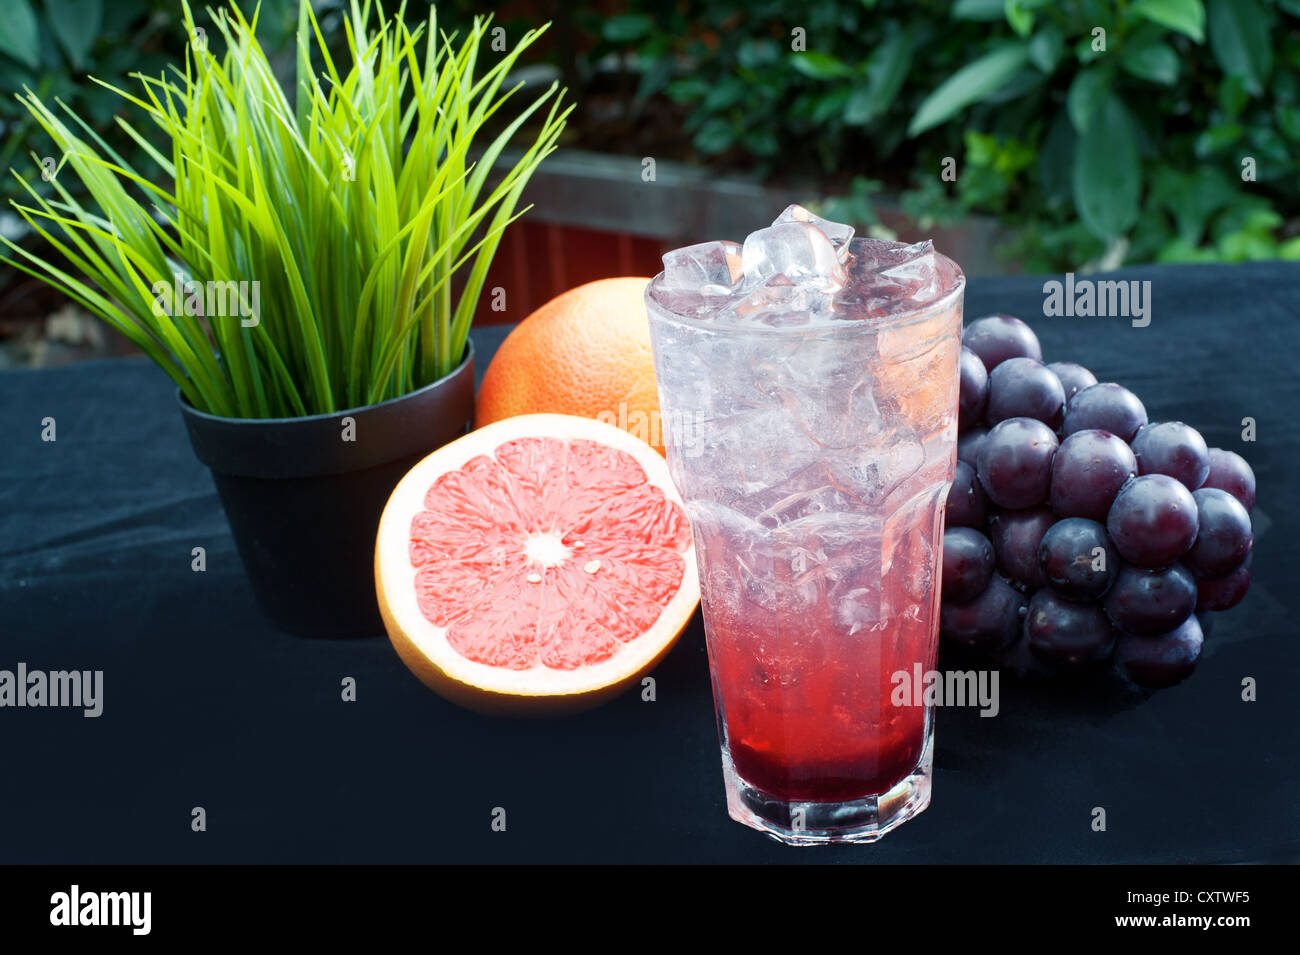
[375,413,699,715]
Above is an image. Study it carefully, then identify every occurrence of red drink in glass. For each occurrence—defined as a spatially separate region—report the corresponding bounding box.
[646,208,964,843]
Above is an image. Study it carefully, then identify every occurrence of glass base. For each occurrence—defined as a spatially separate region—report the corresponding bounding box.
[721,733,933,846]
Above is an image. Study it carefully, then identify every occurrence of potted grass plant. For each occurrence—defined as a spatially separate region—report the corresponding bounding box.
[1,0,570,636]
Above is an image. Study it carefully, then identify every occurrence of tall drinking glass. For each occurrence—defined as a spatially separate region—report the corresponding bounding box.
[645,209,964,844]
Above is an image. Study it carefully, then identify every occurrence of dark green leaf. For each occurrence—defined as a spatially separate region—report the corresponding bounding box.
[694,119,735,156]
[1149,166,1237,242]
[1121,40,1179,84]
[46,0,103,69]
[665,78,708,103]
[634,56,675,103]
[1194,122,1243,156]
[1067,67,1110,133]
[953,0,1006,20]
[1130,0,1206,42]
[983,68,1043,104]
[600,14,652,44]
[737,39,780,70]
[810,86,851,124]
[1074,34,1106,63]
[1039,109,1076,207]
[844,85,875,125]
[701,78,747,112]
[1278,105,1300,142]
[845,27,913,125]
[1004,0,1038,37]
[1273,68,1297,105]
[1218,75,1249,117]
[1072,94,1141,240]
[0,0,41,69]
[1029,24,1064,73]
[1248,125,1290,167]
[908,44,1030,136]
[1207,0,1272,95]
[0,59,34,92]
[791,51,852,80]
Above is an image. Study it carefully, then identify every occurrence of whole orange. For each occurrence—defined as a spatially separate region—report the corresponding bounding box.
[475,277,668,454]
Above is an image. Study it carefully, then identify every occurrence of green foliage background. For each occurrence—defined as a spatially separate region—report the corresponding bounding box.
[589,0,1300,271]
[2,0,1298,275]
[0,0,302,236]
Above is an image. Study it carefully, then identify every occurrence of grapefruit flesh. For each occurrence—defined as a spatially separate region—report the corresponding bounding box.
[376,413,699,714]
[474,278,668,454]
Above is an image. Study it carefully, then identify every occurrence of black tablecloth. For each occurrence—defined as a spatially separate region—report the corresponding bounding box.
[2,262,1297,864]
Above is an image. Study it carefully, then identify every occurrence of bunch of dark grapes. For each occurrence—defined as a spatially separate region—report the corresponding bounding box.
[941,314,1256,690]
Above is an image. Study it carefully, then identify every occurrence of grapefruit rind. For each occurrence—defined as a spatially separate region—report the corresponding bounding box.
[375,413,699,715]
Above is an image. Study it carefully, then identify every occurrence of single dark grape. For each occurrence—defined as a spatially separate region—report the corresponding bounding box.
[962,314,1043,371]
[1196,559,1251,611]
[946,460,989,529]
[990,631,1055,679]
[985,357,1066,429]
[1046,361,1097,403]
[1102,563,1197,635]
[1038,517,1117,600]
[1185,488,1253,578]
[1063,383,1148,442]
[1025,588,1116,669]
[957,426,989,467]
[1114,616,1203,689]
[940,575,1025,652]
[988,506,1056,589]
[977,417,1059,510]
[1049,429,1137,521]
[1106,474,1199,567]
[1195,610,1214,639]
[1203,448,1256,512]
[1131,421,1210,490]
[942,527,996,604]
[958,346,989,432]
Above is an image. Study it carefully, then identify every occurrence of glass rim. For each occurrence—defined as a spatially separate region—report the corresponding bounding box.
[644,251,965,336]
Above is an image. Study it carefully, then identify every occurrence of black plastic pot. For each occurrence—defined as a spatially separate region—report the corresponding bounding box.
[179,344,475,637]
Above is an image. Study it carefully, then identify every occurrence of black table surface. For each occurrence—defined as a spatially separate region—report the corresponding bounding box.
[2,262,1297,864]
